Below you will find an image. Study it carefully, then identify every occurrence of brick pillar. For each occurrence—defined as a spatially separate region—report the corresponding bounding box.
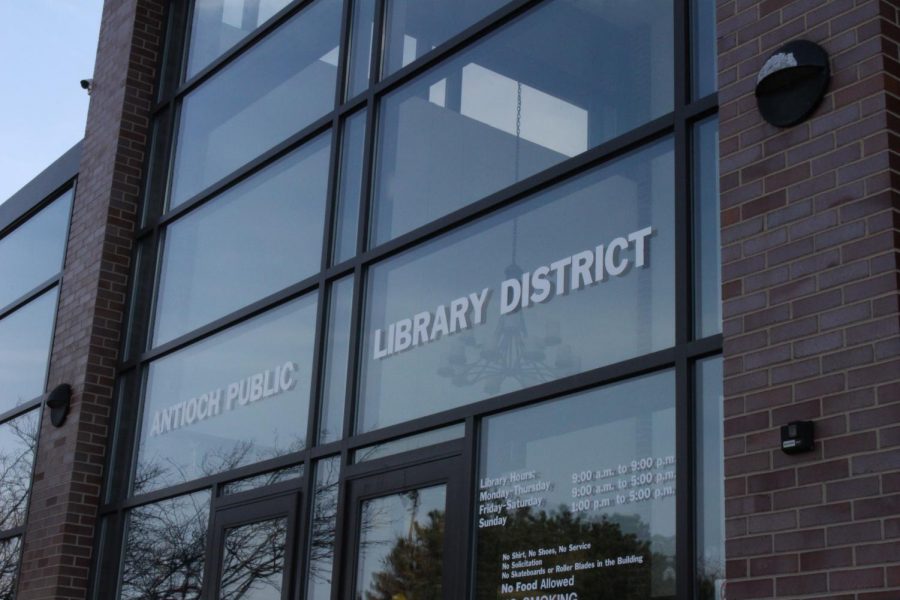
[17,1,165,598]
[718,1,900,599]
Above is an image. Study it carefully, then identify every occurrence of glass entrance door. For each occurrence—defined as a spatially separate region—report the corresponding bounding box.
[206,492,300,599]
[344,457,465,600]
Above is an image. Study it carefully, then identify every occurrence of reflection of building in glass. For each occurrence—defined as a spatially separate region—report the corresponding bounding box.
[3,1,900,599]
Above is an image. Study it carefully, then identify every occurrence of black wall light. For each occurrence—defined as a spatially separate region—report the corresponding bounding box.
[756,40,830,127]
[46,383,72,427]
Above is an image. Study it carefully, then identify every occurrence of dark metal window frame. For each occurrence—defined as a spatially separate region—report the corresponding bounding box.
[94,0,722,598]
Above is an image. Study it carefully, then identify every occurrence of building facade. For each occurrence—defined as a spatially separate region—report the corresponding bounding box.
[0,1,897,599]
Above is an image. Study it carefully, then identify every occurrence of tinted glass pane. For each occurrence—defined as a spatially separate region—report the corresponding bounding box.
[692,0,717,99]
[219,518,288,599]
[319,277,353,443]
[307,456,340,600]
[373,0,674,244]
[360,140,674,432]
[170,0,342,208]
[694,117,721,338]
[383,0,510,76]
[0,536,20,599]
[186,0,294,78]
[354,423,464,463]
[476,371,676,599]
[346,0,375,98]
[333,110,367,265]
[356,485,446,599]
[119,491,211,600]
[0,190,70,310]
[154,134,331,345]
[697,356,724,600]
[221,464,303,495]
[135,295,317,493]
[0,288,58,413]
[0,410,39,531]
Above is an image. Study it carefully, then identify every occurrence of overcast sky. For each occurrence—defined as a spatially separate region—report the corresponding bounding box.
[0,1,104,204]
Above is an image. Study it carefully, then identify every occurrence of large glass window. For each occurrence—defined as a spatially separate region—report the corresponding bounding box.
[0,190,71,310]
[360,140,674,432]
[186,0,294,78]
[0,289,59,414]
[119,491,211,599]
[169,0,342,208]
[135,294,318,493]
[372,0,674,244]
[476,371,676,599]
[153,133,331,345]
[306,456,340,600]
[0,411,40,532]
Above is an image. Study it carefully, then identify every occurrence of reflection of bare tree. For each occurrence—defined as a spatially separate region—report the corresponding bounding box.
[219,518,287,599]
[307,457,340,593]
[0,537,22,600]
[0,411,39,531]
[123,443,322,599]
[0,409,40,599]
[119,491,209,600]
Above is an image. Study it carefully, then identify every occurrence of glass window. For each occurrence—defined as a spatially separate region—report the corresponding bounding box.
[692,0,717,99]
[221,464,303,495]
[382,0,510,76]
[697,356,724,600]
[475,371,676,599]
[186,0,294,79]
[169,0,342,208]
[135,294,318,494]
[0,288,59,414]
[332,110,366,265]
[694,117,721,338]
[319,276,354,444]
[0,190,71,310]
[0,410,39,531]
[0,536,21,598]
[306,456,340,600]
[346,0,375,99]
[219,517,288,597]
[356,485,446,599]
[354,423,464,463]
[360,140,674,432]
[119,491,211,599]
[372,0,674,244]
[154,133,331,346]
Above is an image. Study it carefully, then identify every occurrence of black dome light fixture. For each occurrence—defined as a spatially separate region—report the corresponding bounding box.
[755,40,830,127]
[45,383,72,427]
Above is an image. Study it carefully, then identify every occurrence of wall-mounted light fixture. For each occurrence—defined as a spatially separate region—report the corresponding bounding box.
[45,383,72,427]
[756,40,830,127]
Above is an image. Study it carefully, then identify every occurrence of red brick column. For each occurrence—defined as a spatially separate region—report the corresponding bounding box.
[718,1,900,599]
[17,1,165,598]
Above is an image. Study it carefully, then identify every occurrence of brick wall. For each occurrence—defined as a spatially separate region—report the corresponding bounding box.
[16,1,165,598]
[718,1,900,599]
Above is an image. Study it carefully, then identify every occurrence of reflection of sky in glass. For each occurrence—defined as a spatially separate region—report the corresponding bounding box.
[187,0,294,78]
[360,140,674,433]
[0,410,39,531]
[319,277,354,443]
[374,0,674,243]
[0,288,58,413]
[171,0,341,207]
[0,190,70,310]
[694,117,721,338]
[136,295,317,493]
[154,134,330,346]
[356,485,446,600]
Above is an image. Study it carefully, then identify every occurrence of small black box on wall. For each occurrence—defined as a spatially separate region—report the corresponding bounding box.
[781,420,815,454]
